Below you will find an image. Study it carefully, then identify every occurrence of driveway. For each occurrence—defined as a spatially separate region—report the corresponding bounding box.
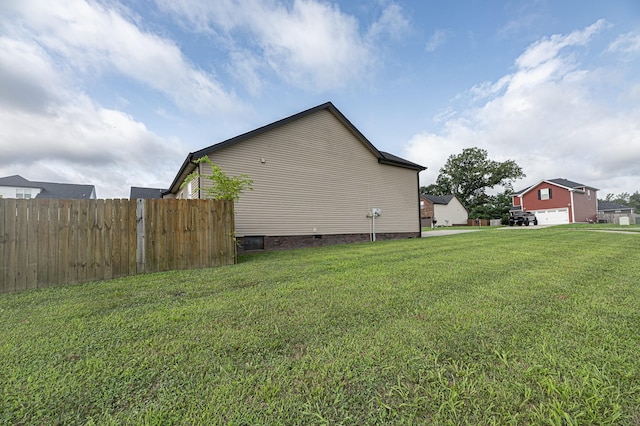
[421,229,481,237]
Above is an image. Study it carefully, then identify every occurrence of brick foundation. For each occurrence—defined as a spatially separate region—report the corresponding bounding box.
[237,232,420,253]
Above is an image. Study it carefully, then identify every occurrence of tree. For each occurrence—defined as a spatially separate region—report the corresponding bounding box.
[629,191,640,210]
[419,183,442,195]
[469,190,513,224]
[601,191,640,210]
[604,192,630,204]
[429,148,525,211]
[180,156,253,201]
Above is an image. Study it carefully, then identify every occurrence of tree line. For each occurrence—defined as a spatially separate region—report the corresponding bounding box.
[600,192,640,211]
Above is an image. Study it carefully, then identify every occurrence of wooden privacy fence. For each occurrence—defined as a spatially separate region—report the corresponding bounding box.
[0,198,235,293]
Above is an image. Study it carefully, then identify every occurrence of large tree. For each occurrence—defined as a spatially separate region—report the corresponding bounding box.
[426,147,525,211]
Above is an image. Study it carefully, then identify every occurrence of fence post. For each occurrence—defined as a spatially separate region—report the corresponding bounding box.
[136,199,145,273]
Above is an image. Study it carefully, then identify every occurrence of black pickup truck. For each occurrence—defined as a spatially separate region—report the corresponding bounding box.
[508,211,538,226]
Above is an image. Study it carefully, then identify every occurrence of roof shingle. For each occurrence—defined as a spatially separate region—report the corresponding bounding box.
[0,175,96,199]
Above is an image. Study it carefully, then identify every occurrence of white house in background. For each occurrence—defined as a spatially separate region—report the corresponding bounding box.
[420,194,468,227]
[0,175,97,199]
[164,102,426,252]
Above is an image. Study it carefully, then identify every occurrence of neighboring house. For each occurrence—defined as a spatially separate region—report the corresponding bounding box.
[511,178,598,224]
[597,201,636,224]
[420,194,468,227]
[130,187,167,199]
[0,175,96,199]
[164,102,426,251]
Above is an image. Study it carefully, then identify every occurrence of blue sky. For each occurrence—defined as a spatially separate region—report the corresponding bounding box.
[1,0,639,198]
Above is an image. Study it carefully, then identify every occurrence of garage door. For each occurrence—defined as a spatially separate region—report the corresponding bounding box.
[534,208,569,225]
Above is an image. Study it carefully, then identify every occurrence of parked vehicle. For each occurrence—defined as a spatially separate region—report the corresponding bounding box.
[508,210,538,226]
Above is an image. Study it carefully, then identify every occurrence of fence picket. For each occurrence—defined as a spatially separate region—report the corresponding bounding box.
[0,200,8,291]
[47,200,60,287]
[126,199,137,276]
[57,200,71,287]
[25,202,37,288]
[5,199,18,292]
[15,200,29,290]
[103,200,114,280]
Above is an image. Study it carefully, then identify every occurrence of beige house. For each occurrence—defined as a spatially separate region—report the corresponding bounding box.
[420,194,468,227]
[165,102,426,251]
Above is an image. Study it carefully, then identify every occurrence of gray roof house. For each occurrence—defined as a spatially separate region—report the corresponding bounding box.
[129,187,167,199]
[597,201,636,225]
[0,175,96,199]
[164,102,426,252]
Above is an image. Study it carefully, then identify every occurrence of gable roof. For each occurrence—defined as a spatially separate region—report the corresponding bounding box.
[513,178,599,196]
[598,201,634,212]
[167,102,426,194]
[0,175,38,188]
[35,182,96,199]
[421,194,455,205]
[378,151,425,169]
[546,178,598,190]
[130,187,167,199]
[0,175,96,199]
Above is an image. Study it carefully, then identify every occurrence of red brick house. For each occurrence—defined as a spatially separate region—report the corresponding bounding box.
[511,178,598,224]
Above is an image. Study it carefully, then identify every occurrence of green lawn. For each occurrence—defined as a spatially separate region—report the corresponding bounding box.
[1,226,639,425]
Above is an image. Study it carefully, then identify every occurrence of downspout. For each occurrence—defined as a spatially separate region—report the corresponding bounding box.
[417,173,422,235]
[372,213,376,242]
[570,190,576,223]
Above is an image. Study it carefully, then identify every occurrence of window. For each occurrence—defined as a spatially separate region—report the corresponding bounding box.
[588,189,591,200]
[420,201,425,208]
[16,188,32,199]
[538,188,552,200]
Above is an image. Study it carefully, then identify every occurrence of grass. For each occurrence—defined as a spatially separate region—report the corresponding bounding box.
[1,225,639,424]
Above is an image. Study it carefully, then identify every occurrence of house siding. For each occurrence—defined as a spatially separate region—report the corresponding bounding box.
[520,182,572,214]
[572,189,598,223]
[0,186,42,199]
[198,109,420,238]
[435,198,468,226]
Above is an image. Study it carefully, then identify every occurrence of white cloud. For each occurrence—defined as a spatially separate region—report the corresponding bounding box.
[155,0,408,91]
[515,19,608,70]
[405,22,640,196]
[0,90,184,198]
[0,102,183,198]
[0,6,186,198]
[425,29,450,53]
[368,3,410,41]
[1,0,241,114]
[608,32,640,58]
[0,37,69,113]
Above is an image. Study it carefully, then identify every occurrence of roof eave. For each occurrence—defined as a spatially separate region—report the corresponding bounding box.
[167,154,197,194]
[378,157,426,171]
